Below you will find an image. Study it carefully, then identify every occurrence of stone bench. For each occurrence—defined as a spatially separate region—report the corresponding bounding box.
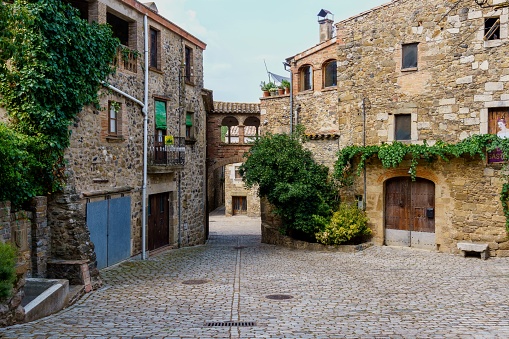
[457,242,489,260]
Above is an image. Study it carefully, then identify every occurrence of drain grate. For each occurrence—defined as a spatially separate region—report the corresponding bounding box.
[182,279,209,285]
[205,321,256,327]
[265,294,294,300]
[233,246,247,250]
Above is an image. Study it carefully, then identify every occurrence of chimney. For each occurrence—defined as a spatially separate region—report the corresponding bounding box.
[317,9,334,43]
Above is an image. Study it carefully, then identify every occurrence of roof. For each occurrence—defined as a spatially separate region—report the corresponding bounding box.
[213,102,260,114]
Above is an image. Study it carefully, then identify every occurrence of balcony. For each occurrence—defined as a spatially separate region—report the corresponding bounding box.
[114,45,138,73]
[147,136,185,173]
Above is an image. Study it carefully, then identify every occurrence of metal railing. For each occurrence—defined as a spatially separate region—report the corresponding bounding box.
[148,135,185,166]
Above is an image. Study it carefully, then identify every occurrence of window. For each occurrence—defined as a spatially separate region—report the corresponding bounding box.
[488,107,509,163]
[107,12,129,46]
[299,65,312,91]
[402,43,418,70]
[185,46,193,83]
[323,60,337,88]
[395,114,411,141]
[234,166,242,179]
[485,17,500,41]
[149,27,160,69]
[108,101,121,136]
[66,0,89,21]
[185,112,194,140]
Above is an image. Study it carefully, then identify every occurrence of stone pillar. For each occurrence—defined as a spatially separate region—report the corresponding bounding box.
[238,125,245,144]
[30,196,49,278]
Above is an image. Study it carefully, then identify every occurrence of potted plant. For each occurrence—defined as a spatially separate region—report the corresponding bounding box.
[260,81,276,97]
[281,79,290,95]
[277,83,285,95]
[269,87,278,96]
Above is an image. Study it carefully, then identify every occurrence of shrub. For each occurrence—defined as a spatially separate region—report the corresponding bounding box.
[240,127,337,239]
[0,242,17,301]
[315,203,371,245]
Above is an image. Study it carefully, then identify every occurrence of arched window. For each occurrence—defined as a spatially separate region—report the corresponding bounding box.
[299,65,312,91]
[221,116,239,144]
[243,116,260,144]
[323,60,337,88]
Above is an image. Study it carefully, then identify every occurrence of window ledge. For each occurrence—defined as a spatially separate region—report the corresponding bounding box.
[321,86,337,92]
[484,39,502,48]
[185,138,197,145]
[106,135,125,142]
[149,67,163,74]
[297,89,313,94]
[401,67,418,72]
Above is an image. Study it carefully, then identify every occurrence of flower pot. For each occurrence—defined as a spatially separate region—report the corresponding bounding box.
[278,88,285,95]
[285,87,290,95]
[262,90,270,97]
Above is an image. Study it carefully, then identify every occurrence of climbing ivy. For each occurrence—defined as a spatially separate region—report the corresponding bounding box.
[0,0,119,207]
[333,134,509,232]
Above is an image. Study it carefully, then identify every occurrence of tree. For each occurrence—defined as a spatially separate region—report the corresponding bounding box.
[240,128,337,240]
[0,0,119,207]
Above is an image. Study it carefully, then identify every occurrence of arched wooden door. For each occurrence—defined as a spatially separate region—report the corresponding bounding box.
[385,177,435,250]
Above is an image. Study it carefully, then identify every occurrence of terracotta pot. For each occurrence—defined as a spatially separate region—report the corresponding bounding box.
[278,88,285,95]
[262,90,270,97]
[285,87,290,95]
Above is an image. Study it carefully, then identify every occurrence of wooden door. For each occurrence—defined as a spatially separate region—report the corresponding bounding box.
[154,130,167,164]
[148,193,170,251]
[232,196,247,215]
[385,177,435,249]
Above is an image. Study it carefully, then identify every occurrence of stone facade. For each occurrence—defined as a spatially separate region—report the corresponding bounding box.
[206,101,260,214]
[44,0,209,282]
[261,1,509,256]
[224,163,260,217]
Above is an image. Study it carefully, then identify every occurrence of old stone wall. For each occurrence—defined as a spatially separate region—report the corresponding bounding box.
[0,197,49,327]
[336,0,509,146]
[353,156,508,256]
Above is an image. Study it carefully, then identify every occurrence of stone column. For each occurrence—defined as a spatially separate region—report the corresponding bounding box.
[30,196,49,278]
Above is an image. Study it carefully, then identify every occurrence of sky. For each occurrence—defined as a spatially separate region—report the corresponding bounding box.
[156,0,389,103]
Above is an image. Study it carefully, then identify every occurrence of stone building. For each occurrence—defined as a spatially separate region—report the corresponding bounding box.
[206,101,261,217]
[45,0,208,284]
[261,1,509,257]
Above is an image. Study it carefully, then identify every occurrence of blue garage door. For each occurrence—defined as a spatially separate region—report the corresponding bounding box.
[87,197,131,269]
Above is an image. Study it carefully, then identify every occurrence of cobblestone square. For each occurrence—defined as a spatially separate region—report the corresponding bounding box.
[2,213,509,338]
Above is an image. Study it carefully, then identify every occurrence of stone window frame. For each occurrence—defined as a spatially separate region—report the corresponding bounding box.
[484,17,501,41]
[149,26,161,71]
[185,111,195,142]
[322,59,337,89]
[298,64,313,92]
[401,42,419,71]
[388,111,418,143]
[184,45,194,85]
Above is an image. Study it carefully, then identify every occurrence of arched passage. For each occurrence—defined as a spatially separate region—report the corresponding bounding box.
[385,177,435,250]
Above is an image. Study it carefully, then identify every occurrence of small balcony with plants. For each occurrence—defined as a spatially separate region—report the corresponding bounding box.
[147,135,185,173]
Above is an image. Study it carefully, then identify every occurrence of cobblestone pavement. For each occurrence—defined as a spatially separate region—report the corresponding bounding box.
[3,212,509,338]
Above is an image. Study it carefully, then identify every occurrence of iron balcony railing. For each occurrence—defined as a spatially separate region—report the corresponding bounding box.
[148,135,185,166]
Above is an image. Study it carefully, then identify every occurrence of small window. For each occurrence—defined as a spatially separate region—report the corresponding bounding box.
[484,17,500,41]
[186,112,194,140]
[323,60,337,88]
[488,107,509,163]
[402,43,418,70]
[234,166,242,179]
[108,101,121,136]
[395,114,411,141]
[299,65,312,91]
[149,27,160,69]
[185,46,193,83]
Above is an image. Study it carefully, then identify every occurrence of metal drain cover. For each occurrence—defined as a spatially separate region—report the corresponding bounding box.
[205,321,256,327]
[265,294,294,300]
[182,279,209,285]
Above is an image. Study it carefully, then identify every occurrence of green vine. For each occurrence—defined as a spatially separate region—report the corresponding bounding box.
[0,0,119,207]
[334,134,509,232]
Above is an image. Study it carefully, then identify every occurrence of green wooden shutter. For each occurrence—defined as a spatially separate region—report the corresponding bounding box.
[186,113,193,127]
[155,100,167,129]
